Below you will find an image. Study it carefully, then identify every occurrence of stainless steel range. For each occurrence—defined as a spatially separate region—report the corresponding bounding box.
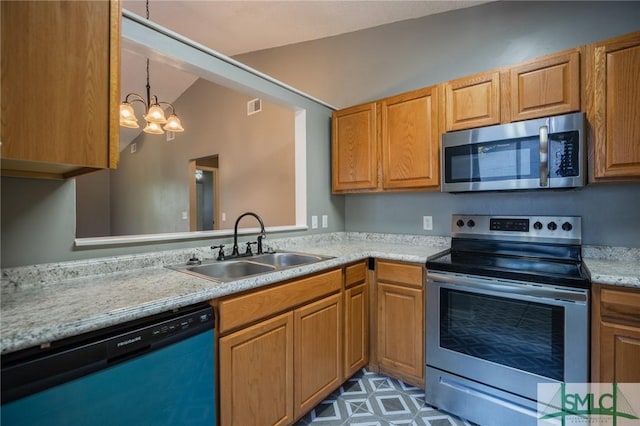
[425,215,591,426]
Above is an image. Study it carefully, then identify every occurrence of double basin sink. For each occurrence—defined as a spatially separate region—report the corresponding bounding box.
[168,252,333,282]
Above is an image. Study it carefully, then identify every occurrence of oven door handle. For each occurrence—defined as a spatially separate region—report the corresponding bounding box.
[427,272,588,303]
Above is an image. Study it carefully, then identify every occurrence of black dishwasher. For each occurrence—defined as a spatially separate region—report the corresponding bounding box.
[1,303,216,426]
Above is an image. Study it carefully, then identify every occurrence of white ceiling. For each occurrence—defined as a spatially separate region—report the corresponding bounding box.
[122,1,488,57]
[119,0,488,147]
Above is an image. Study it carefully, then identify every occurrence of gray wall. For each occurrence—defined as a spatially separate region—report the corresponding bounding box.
[76,170,111,237]
[237,1,640,248]
[238,1,640,108]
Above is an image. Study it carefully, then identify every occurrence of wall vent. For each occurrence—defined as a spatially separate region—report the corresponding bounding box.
[247,98,262,115]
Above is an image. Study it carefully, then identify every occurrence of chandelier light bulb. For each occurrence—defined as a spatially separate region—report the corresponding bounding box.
[119,103,139,128]
[163,114,185,132]
[143,121,164,135]
[144,104,168,124]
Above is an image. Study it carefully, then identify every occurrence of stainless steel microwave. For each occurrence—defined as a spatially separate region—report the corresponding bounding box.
[441,112,585,193]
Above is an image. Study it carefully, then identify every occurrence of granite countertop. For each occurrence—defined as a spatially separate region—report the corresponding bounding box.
[1,232,638,355]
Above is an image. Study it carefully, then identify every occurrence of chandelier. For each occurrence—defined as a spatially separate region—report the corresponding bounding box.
[118,0,184,135]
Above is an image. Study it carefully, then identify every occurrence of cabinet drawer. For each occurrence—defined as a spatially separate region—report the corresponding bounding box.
[345,262,367,288]
[600,286,640,326]
[376,260,423,288]
[218,269,342,333]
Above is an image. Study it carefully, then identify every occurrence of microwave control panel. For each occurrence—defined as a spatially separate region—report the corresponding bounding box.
[549,131,580,177]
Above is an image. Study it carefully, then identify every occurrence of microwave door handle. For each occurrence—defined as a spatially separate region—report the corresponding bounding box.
[539,125,549,187]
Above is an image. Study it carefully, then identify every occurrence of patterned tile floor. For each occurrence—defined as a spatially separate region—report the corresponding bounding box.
[294,368,477,426]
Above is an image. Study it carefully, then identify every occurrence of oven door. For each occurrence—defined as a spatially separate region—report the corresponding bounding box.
[426,271,589,402]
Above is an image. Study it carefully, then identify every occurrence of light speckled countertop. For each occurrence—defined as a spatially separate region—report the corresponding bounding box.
[2,232,638,355]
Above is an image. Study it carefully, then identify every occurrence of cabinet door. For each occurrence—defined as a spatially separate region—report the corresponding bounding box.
[381,87,440,189]
[587,31,640,180]
[345,282,369,378]
[592,284,640,383]
[509,50,580,121]
[219,312,294,426]
[294,293,343,418]
[600,322,640,383]
[332,103,378,192]
[444,71,501,131]
[376,279,424,387]
[1,0,120,179]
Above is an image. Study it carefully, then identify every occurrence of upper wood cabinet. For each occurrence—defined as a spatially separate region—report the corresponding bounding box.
[444,70,501,131]
[443,50,580,131]
[332,103,378,191]
[591,284,640,383]
[332,86,440,193]
[508,49,580,122]
[381,87,440,190]
[1,0,120,179]
[585,31,640,181]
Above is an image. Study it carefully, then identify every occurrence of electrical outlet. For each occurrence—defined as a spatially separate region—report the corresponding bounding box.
[322,215,328,228]
[423,215,433,230]
[221,212,226,222]
[311,216,318,229]
[182,211,188,220]
[130,143,137,154]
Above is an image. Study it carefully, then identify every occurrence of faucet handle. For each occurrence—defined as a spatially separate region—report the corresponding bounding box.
[257,233,266,254]
[211,244,225,261]
[245,241,257,256]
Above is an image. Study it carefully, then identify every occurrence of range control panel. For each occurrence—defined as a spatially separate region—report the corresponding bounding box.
[451,215,582,244]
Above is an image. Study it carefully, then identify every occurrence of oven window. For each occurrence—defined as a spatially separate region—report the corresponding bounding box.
[440,288,564,381]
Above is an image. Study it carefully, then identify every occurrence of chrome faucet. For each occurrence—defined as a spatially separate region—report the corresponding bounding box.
[231,212,266,256]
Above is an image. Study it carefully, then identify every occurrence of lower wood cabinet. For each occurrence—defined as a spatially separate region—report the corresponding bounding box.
[219,312,294,426]
[591,284,640,382]
[375,260,425,387]
[344,262,369,378]
[217,269,343,426]
[294,293,343,418]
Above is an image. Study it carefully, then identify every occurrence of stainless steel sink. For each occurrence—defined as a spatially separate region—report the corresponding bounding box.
[183,260,277,281]
[251,252,326,268]
[168,251,332,282]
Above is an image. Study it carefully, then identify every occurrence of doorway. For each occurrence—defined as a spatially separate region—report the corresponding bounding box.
[189,155,220,231]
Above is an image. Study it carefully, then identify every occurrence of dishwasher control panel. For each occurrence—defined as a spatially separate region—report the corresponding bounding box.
[107,307,214,360]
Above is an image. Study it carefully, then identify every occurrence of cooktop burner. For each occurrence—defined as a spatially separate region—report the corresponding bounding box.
[426,215,591,288]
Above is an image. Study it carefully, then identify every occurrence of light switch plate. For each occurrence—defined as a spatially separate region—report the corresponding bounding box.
[322,215,328,228]
[311,216,318,229]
